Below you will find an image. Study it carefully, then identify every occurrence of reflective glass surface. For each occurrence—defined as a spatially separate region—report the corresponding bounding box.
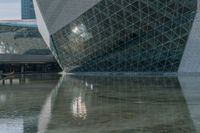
[0,22,50,55]
[21,0,36,19]
[0,74,200,132]
[51,0,197,72]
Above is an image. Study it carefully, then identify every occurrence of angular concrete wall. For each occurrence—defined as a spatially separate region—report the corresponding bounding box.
[179,1,200,73]
[34,0,100,34]
[33,0,51,48]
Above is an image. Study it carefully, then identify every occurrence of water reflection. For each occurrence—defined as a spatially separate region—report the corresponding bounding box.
[37,75,64,133]
[71,94,87,120]
[0,74,200,133]
[49,76,198,133]
[0,118,23,133]
[0,74,61,133]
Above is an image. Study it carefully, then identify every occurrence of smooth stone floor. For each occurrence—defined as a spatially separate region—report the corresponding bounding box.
[0,74,200,133]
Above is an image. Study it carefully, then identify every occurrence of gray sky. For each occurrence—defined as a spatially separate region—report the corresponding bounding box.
[0,0,21,20]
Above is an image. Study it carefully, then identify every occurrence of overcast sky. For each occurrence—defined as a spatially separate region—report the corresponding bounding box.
[0,0,21,20]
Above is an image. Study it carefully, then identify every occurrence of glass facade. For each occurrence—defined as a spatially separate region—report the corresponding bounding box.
[51,0,197,72]
[0,21,49,55]
[21,0,36,19]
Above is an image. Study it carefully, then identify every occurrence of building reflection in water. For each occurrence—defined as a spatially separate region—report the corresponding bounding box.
[0,74,61,133]
[0,118,24,133]
[0,74,200,132]
[46,75,198,133]
[71,94,87,120]
[37,75,64,133]
[179,76,200,133]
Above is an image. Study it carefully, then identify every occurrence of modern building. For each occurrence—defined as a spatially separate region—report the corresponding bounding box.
[21,0,36,19]
[33,0,200,73]
[0,20,61,73]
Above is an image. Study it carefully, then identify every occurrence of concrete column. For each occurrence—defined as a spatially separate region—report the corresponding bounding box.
[21,65,25,74]
[2,79,5,85]
[44,64,47,73]
[10,64,12,72]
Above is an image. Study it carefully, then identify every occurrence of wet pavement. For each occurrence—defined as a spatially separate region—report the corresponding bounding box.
[0,74,200,133]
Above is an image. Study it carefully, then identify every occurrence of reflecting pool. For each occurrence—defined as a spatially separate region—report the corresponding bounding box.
[0,74,200,133]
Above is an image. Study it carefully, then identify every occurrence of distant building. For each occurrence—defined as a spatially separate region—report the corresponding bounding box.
[0,20,61,73]
[21,0,36,19]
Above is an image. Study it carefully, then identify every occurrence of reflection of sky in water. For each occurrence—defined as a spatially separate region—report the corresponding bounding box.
[71,94,87,120]
[0,94,6,103]
[0,118,24,133]
[85,82,94,90]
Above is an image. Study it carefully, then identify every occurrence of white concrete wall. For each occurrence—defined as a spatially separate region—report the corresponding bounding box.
[179,1,200,73]
[34,0,63,68]
[33,0,51,48]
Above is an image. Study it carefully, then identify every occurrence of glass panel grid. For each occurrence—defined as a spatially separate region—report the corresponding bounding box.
[51,0,197,72]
